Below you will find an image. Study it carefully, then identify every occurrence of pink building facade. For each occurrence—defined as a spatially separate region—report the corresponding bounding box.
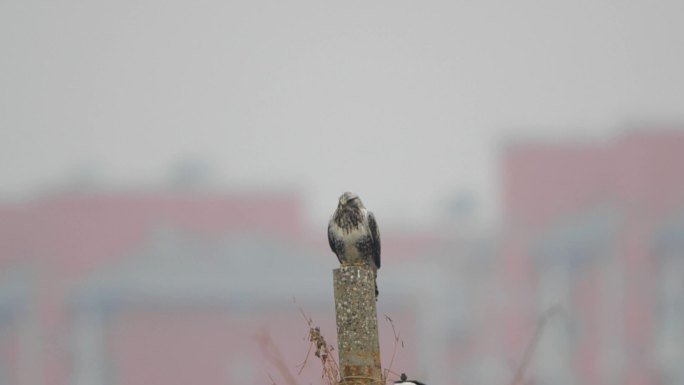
[1,129,683,385]
[500,130,684,385]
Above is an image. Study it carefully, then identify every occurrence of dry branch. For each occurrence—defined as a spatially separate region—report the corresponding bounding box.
[510,305,562,385]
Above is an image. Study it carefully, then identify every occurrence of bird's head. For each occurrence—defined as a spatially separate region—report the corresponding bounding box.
[338,191,363,209]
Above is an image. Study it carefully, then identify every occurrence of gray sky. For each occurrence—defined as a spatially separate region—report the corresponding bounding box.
[2,0,684,226]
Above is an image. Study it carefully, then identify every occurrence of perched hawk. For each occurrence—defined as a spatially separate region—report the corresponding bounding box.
[328,192,381,298]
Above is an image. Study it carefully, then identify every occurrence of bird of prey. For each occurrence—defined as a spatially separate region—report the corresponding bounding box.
[328,192,381,297]
[394,373,427,385]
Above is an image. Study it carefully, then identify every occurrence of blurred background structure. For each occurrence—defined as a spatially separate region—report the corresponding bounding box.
[2,129,684,385]
[2,1,684,385]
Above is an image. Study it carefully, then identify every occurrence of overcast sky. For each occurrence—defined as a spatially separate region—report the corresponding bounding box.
[2,0,684,227]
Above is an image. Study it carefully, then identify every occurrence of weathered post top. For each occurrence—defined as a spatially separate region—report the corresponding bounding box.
[333,266,382,385]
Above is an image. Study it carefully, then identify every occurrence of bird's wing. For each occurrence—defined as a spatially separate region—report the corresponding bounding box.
[368,212,381,269]
[327,220,343,264]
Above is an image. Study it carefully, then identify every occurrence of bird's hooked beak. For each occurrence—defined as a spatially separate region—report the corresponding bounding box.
[338,192,357,206]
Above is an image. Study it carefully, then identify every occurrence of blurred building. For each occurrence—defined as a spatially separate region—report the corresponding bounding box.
[1,129,683,385]
[0,190,450,385]
[0,191,317,385]
[498,129,684,385]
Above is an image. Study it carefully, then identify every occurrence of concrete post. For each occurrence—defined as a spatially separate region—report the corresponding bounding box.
[333,266,382,385]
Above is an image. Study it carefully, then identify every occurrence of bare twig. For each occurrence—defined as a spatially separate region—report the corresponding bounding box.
[296,308,315,375]
[256,329,299,385]
[296,307,340,385]
[297,335,314,375]
[509,305,562,385]
[382,314,404,383]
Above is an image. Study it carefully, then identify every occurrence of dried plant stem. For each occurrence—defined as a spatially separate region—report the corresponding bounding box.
[297,307,341,385]
[382,315,404,384]
[256,330,299,385]
[510,306,562,385]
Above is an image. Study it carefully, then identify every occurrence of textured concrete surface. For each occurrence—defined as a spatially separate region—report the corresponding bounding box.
[333,266,382,385]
